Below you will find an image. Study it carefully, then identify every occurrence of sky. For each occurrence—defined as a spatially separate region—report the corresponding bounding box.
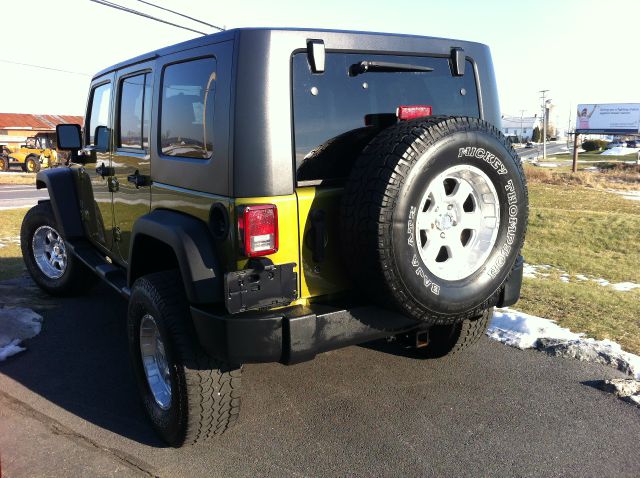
[2,0,639,130]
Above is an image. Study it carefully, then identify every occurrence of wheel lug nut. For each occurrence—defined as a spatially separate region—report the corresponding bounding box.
[440,232,445,238]
[447,204,453,210]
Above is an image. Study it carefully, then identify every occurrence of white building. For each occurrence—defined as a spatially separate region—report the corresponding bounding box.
[501,115,541,142]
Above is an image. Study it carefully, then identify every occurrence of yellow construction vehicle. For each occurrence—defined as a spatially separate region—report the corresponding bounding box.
[5,132,59,172]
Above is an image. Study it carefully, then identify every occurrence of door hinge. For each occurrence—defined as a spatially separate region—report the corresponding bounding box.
[107,176,119,192]
[113,227,122,243]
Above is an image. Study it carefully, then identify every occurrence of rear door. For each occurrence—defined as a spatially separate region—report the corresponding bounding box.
[291,51,480,299]
[111,62,154,264]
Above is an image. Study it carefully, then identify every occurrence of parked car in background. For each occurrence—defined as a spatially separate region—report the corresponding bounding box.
[626,140,638,148]
[606,141,626,149]
[525,142,534,148]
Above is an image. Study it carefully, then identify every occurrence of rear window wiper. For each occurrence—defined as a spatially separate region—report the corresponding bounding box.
[349,61,434,77]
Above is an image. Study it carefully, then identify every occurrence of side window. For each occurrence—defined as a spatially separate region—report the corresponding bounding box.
[159,57,216,159]
[87,82,112,145]
[118,73,152,149]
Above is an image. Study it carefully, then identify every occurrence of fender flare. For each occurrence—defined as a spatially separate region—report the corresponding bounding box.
[35,168,85,239]
[129,209,223,304]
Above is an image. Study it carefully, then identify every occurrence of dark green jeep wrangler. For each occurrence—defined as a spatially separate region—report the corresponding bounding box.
[20,28,527,446]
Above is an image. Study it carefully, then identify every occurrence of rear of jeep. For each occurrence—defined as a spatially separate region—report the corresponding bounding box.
[20,28,526,447]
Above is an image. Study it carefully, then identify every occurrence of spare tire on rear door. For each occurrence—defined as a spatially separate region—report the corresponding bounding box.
[341,116,528,325]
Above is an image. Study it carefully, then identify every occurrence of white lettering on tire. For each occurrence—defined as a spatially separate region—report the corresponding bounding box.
[407,206,440,295]
[458,147,508,175]
[488,179,518,278]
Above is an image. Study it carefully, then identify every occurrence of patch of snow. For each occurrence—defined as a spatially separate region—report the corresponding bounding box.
[608,190,640,202]
[595,379,640,408]
[0,307,43,361]
[0,339,25,361]
[488,308,640,380]
[537,162,559,168]
[523,263,638,291]
[611,282,640,292]
[600,147,640,156]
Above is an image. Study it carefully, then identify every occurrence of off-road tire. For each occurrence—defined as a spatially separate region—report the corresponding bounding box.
[341,116,528,325]
[421,307,493,358]
[24,155,40,173]
[20,201,97,296]
[0,156,8,172]
[128,271,242,447]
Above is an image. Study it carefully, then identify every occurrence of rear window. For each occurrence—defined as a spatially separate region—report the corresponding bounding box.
[292,53,479,183]
[159,57,216,159]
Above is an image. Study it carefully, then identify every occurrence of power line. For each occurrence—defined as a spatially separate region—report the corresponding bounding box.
[89,0,207,35]
[0,58,91,76]
[136,0,224,31]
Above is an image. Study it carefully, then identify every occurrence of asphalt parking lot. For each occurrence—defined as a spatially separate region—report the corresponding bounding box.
[1,278,639,477]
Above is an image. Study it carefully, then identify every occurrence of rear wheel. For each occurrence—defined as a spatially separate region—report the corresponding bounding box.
[420,307,493,358]
[0,156,8,172]
[128,271,242,447]
[20,201,97,295]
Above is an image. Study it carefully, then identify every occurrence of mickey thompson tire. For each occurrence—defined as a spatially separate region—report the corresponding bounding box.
[341,116,527,325]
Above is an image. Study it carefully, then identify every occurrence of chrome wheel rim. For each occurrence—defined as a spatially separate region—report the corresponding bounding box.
[32,225,67,279]
[415,165,500,281]
[139,314,172,410]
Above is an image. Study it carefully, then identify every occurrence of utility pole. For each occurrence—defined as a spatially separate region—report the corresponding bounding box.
[519,109,525,143]
[539,90,549,160]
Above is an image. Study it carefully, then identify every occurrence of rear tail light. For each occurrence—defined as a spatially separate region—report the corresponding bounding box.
[396,105,432,121]
[237,204,278,257]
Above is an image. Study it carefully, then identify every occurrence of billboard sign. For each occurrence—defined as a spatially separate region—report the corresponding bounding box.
[575,103,640,134]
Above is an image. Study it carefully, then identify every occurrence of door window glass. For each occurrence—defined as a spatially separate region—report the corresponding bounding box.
[87,82,112,145]
[159,57,216,159]
[118,73,152,149]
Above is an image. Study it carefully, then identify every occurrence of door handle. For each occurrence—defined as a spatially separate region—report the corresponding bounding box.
[127,169,152,189]
[96,162,114,177]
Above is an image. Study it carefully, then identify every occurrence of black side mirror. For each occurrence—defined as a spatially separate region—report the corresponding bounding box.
[95,126,111,153]
[56,124,82,150]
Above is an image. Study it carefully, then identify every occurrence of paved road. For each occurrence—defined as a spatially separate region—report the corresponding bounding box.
[514,142,569,161]
[1,278,639,477]
[0,184,48,210]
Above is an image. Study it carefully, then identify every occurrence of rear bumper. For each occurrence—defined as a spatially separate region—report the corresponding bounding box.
[193,255,524,365]
[191,303,420,364]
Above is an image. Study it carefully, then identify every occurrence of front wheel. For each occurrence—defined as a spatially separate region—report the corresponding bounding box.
[24,155,41,173]
[128,271,242,447]
[20,201,97,295]
[0,156,8,172]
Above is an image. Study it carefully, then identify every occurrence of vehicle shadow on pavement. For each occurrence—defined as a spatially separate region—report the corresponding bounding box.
[0,277,166,447]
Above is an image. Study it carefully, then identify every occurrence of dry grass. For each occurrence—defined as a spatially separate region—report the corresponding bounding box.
[524,163,640,191]
[0,172,38,185]
[0,209,26,280]
[519,181,640,355]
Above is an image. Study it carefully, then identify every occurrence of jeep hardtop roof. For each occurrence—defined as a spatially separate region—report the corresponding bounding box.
[89,27,500,198]
[93,27,490,80]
